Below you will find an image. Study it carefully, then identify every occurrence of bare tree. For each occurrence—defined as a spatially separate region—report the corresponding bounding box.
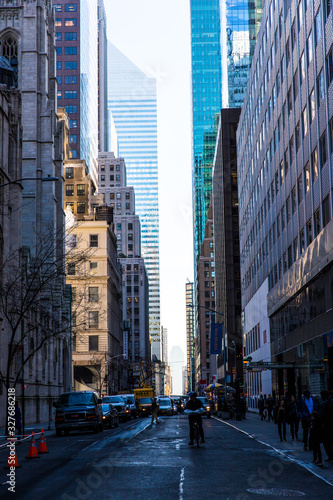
[0,223,95,432]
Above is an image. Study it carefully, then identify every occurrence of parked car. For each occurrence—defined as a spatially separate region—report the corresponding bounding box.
[54,391,103,436]
[157,396,173,416]
[102,395,130,422]
[197,396,212,418]
[119,394,138,418]
[102,403,119,428]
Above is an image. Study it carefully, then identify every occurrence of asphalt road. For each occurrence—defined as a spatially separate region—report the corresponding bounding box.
[1,415,333,499]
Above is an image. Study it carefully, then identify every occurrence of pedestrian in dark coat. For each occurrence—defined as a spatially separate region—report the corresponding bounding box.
[319,390,333,462]
[266,394,274,422]
[299,390,319,451]
[287,395,299,440]
[309,411,323,465]
[274,399,287,442]
[258,394,265,420]
[240,396,247,419]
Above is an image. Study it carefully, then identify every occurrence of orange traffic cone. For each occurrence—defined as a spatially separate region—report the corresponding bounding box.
[38,430,48,454]
[26,432,40,459]
[3,439,21,468]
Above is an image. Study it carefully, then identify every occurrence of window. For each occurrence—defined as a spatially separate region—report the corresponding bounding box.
[317,70,325,105]
[289,135,295,164]
[126,203,130,210]
[65,75,77,84]
[53,4,62,12]
[56,61,62,70]
[302,106,308,137]
[89,287,98,302]
[307,31,313,65]
[77,184,85,196]
[327,47,333,86]
[280,160,284,184]
[128,223,133,230]
[126,192,130,200]
[65,90,77,99]
[65,3,77,11]
[323,196,330,227]
[309,89,316,122]
[292,186,297,213]
[300,228,305,253]
[65,105,77,114]
[67,263,75,275]
[320,131,327,167]
[298,0,303,29]
[89,235,98,247]
[65,47,77,55]
[304,163,310,193]
[284,149,289,177]
[298,174,303,204]
[288,88,293,113]
[77,202,85,213]
[65,32,77,41]
[69,149,77,159]
[296,122,301,152]
[312,147,319,180]
[89,335,98,350]
[65,18,77,26]
[314,208,321,236]
[65,61,77,70]
[293,67,299,99]
[90,262,98,275]
[307,218,313,244]
[315,8,322,45]
[55,32,62,41]
[65,167,74,179]
[56,47,62,56]
[70,120,77,128]
[69,135,77,144]
[300,52,306,82]
[66,184,74,196]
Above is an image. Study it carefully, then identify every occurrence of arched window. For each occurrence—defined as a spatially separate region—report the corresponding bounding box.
[1,34,18,85]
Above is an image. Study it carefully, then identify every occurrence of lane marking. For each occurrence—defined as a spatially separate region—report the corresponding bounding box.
[212,416,333,487]
[179,467,185,500]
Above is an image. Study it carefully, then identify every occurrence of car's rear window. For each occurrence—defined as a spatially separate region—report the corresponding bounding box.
[103,396,124,403]
[140,398,152,403]
[58,393,95,406]
[158,399,171,405]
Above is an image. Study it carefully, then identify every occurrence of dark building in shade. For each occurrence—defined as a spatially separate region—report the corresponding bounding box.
[212,108,242,385]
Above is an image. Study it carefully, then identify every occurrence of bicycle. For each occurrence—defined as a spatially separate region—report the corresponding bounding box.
[184,408,204,447]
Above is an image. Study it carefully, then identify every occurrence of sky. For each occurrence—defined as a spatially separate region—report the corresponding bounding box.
[105,0,193,385]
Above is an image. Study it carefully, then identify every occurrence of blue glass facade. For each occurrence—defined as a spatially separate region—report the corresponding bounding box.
[191,0,262,261]
[107,43,161,359]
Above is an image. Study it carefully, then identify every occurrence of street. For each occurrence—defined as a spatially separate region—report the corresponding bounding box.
[1,415,333,499]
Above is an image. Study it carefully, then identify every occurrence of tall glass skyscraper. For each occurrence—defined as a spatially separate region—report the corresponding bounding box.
[107,42,161,360]
[190,0,263,261]
[54,0,98,184]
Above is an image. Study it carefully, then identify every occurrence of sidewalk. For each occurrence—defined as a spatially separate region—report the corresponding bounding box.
[214,411,333,485]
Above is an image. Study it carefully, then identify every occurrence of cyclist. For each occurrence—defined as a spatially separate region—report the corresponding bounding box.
[184,392,205,445]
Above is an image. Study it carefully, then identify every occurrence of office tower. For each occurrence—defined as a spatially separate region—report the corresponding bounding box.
[186,282,195,393]
[0,0,71,425]
[161,326,168,364]
[196,205,216,391]
[237,0,333,405]
[97,0,109,151]
[54,0,98,185]
[107,42,161,360]
[212,109,242,384]
[190,1,263,261]
[98,152,150,366]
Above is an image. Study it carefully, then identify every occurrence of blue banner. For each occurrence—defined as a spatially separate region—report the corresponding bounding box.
[210,322,223,355]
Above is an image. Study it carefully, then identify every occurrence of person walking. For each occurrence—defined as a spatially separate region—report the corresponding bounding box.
[151,397,160,425]
[287,395,300,441]
[319,390,333,462]
[240,395,247,419]
[258,394,265,421]
[309,411,323,465]
[299,390,319,451]
[266,394,274,422]
[274,399,287,442]
[15,401,22,437]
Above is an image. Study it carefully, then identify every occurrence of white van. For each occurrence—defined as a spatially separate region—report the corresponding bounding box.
[157,396,173,416]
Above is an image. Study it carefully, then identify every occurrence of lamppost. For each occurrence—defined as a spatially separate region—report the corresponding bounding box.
[0,175,59,436]
[187,304,228,403]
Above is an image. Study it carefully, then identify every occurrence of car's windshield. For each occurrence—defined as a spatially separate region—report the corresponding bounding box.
[158,399,171,406]
[104,396,124,403]
[140,398,152,404]
[102,404,110,411]
[58,393,95,406]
